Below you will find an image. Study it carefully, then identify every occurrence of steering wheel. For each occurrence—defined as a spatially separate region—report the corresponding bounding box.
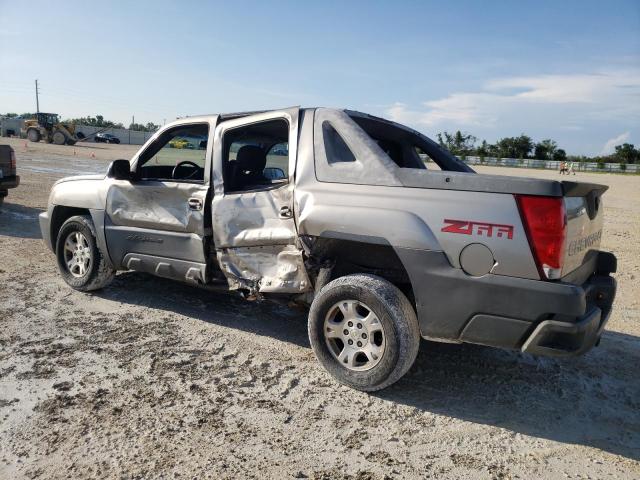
[172,161,201,180]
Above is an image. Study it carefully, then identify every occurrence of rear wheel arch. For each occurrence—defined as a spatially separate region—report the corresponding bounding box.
[305,236,416,309]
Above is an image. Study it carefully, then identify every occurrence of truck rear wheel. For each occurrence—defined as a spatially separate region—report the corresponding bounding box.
[55,215,115,291]
[308,274,420,391]
[27,128,41,142]
[52,131,66,145]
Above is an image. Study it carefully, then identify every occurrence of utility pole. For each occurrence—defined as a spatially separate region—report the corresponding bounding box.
[35,79,40,114]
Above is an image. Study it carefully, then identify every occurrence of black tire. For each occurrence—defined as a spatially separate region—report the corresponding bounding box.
[27,128,41,142]
[52,131,66,145]
[308,274,420,391]
[55,215,115,291]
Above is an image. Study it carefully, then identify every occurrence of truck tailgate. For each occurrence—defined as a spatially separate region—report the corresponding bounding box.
[562,182,607,277]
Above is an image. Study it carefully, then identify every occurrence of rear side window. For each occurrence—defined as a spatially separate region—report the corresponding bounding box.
[222,119,289,193]
[323,122,355,164]
[415,146,443,171]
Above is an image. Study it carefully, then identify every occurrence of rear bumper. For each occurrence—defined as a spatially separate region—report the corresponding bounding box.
[396,248,617,357]
[0,175,20,192]
[520,273,616,357]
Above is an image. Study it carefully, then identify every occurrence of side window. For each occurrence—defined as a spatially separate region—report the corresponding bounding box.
[415,146,443,170]
[223,119,289,192]
[137,123,209,182]
[323,122,355,164]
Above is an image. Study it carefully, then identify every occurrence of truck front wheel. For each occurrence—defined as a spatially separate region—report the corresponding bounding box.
[55,215,115,291]
[308,274,420,391]
[52,131,66,145]
[27,128,41,142]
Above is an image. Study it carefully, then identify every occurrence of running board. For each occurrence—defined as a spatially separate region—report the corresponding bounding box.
[123,253,206,285]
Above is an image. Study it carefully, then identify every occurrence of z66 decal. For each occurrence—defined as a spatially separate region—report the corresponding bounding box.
[441,219,514,239]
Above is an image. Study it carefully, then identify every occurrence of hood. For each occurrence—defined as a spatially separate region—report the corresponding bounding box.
[54,174,105,186]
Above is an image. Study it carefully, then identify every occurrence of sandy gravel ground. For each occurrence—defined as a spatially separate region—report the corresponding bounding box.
[0,137,638,479]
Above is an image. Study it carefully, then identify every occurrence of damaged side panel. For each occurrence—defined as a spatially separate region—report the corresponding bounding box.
[210,107,310,295]
[106,181,207,234]
[211,188,310,295]
[217,244,309,293]
[212,187,296,247]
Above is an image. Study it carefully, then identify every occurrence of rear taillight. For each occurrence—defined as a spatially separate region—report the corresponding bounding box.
[10,149,16,170]
[515,195,566,280]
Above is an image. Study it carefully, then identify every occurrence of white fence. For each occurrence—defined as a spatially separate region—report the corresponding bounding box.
[74,125,155,145]
[462,156,640,174]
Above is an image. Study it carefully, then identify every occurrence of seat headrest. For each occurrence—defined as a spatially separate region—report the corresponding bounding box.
[236,145,266,173]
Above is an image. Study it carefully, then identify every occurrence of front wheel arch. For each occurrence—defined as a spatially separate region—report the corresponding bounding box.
[50,206,91,249]
[55,215,115,291]
[50,206,114,269]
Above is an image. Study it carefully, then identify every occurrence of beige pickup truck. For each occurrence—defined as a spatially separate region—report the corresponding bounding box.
[39,108,617,391]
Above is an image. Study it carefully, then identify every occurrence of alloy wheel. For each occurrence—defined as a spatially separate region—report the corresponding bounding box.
[323,299,386,371]
[63,231,92,278]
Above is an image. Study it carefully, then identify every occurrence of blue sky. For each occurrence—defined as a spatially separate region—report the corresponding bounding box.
[1,0,638,155]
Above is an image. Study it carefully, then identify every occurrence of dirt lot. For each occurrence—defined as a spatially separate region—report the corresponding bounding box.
[1,137,638,479]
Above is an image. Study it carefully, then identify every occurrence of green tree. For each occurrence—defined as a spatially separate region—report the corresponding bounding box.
[476,140,489,157]
[614,143,639,164]
[494,134,533,159]
[553,149,567,161]
[129,122,159,132]
[437,130,477,156]
[63,115,124,129]
[534,139,558,160]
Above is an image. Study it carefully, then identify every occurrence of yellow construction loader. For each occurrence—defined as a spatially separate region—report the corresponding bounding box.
[21,113,81,145]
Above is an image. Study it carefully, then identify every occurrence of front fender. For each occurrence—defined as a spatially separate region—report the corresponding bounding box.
[49,176,110,209]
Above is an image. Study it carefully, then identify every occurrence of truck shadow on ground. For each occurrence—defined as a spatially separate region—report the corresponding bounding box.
[383,334,640,462]
[0,202,43,239]
[99,271,311,348]
[98,271,640,462]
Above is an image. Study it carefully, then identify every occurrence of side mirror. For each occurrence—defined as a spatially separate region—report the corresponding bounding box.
[107,159,132,180]
[264,167,286,180]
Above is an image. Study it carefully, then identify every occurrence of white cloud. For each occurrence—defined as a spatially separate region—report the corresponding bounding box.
[386,69,640,129]
[601,132,630,155]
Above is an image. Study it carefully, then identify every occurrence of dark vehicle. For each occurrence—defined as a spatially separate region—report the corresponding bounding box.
[94,133,121,144]
[0,145,20,207]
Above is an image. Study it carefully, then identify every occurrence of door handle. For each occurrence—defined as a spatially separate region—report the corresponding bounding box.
[279,205,293,218]
[188,198,203,211]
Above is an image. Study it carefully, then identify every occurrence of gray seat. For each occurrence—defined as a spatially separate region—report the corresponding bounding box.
[231,145,268,190]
